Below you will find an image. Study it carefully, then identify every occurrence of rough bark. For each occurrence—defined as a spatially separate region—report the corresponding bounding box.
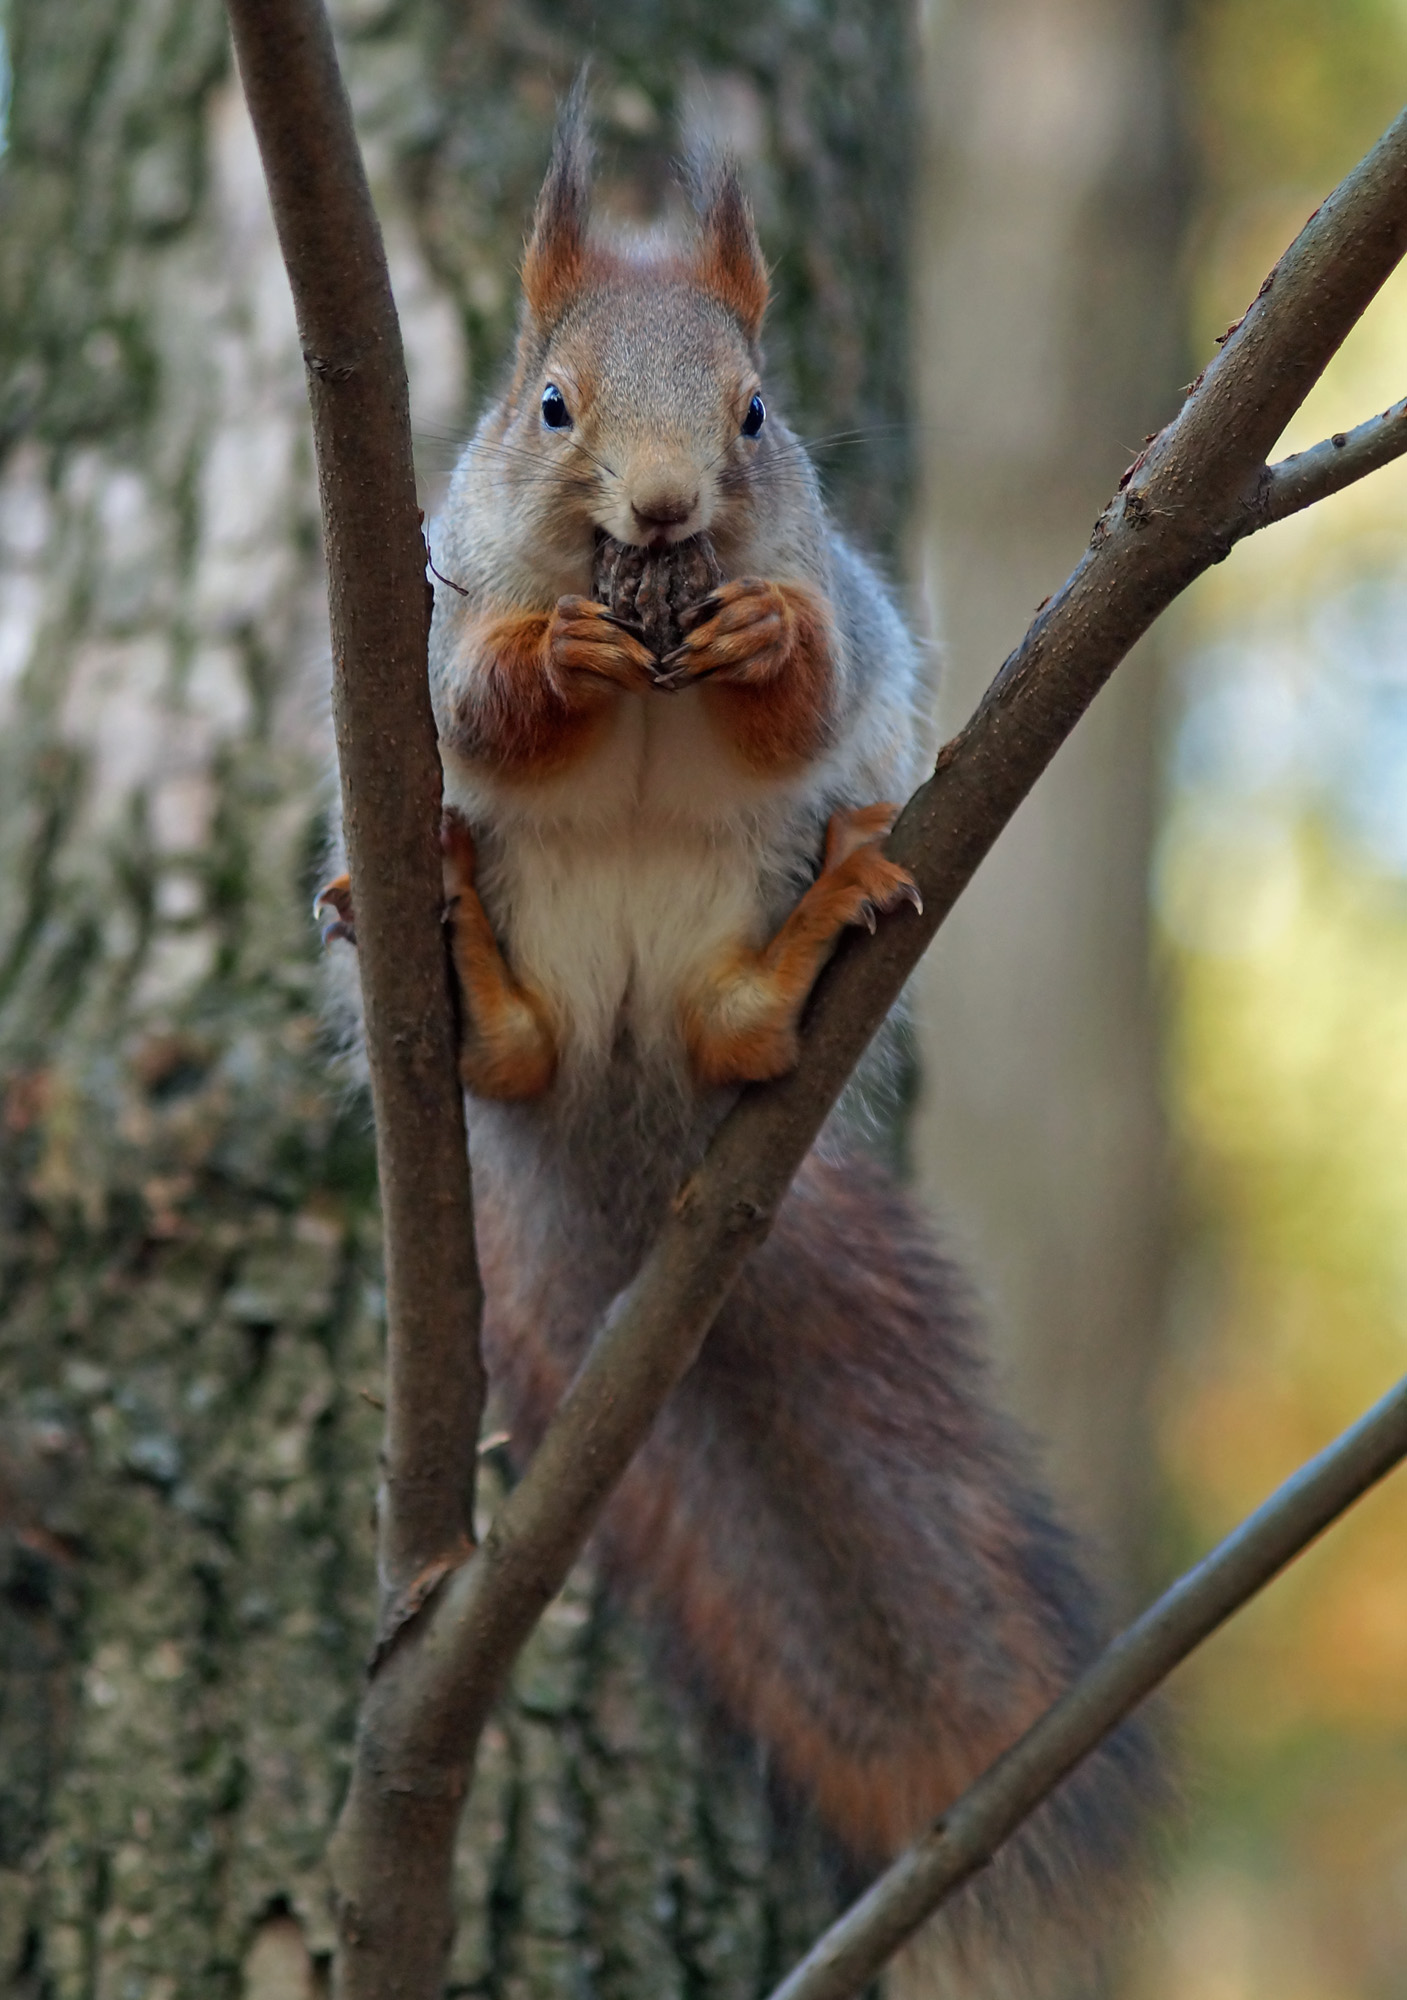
[0,0,915,1992]
[911,0,1188,1590]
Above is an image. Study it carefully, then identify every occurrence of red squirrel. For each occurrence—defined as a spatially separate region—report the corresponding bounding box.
[322,96,1154,1992]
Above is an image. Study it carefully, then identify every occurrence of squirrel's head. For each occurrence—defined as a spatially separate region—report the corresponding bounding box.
[502,93,774,552]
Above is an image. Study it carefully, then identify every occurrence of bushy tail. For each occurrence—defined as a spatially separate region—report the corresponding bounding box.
[484,1145,1161,1995]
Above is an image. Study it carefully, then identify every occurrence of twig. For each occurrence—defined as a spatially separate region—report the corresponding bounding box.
[1258,394,1407,523]
[222,0,483,1734]
[764,1369,1407,2000]
[320,103,1407,2000]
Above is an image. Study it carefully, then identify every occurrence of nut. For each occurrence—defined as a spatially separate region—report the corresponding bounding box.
[592,533,723,660]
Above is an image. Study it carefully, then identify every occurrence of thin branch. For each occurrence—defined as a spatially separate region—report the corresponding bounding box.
[1259,394,1407,523]
[222,0,483,1655]
[224,6,487,1979]
[357,101,1407,1745]
[764,1370,1407,2000]
[323,102,1407,2000]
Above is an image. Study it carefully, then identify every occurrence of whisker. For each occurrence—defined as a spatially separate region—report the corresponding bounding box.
[413,420,473,445]
[800,419,952,447]
[468,439,602,493]
[567,437,621,483]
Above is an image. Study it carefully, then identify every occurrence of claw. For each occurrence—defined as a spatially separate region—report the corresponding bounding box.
[314,877,357,948]
[679,592,721,631]
[652,657,724,693]
[597,609,651,644]
[895,878,924,917]
[860,901,877,934]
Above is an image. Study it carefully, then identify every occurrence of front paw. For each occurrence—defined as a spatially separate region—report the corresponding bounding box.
[546,595,657,696]
[314,873,356,947]
[654,577,794,691]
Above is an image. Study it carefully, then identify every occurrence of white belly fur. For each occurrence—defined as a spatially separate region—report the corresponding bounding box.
[442,689,809,1072]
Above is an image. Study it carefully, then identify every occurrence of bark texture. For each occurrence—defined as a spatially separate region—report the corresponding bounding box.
[911,0,1188,1591]
[0,0,913,1991]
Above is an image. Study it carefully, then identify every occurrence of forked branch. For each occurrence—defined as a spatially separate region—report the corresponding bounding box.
[221,7,1407,1989]
[1258,394,1407,523]
[342,102,1407,1816]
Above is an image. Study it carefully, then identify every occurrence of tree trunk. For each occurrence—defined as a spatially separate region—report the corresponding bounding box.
[910,0,1188,1596]
[0,1,914,1991]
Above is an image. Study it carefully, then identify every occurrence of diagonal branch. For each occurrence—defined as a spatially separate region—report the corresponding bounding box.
[764,1369,1407,2000]
[223,0,483,1632]
[324,101,1407,1999]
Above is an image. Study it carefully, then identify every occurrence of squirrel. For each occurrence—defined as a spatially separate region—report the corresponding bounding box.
[320,93,1155,1994]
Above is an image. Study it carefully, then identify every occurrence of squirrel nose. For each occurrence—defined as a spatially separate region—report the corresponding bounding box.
[630,491,698,533]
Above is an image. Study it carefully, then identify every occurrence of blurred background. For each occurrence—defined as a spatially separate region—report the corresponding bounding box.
[0,0,1405,1994]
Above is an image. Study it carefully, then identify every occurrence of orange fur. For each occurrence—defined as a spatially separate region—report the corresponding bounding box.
[522,235,589,329]
[682,805,918,1088]
[473,1148,1131,1871]
[663,579,838,772]
[443,602,654,781]
[313,871,355,945]
[519,94,592,329]
[441,817,557,1100]
[413,104,1157,1975]
[693,166,770,340]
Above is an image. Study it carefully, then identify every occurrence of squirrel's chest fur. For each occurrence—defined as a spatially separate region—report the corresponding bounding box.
[442,686,817,1079]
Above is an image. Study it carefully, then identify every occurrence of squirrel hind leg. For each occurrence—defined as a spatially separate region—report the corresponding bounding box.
[681,804,922,1089]
[442,816,558,1100]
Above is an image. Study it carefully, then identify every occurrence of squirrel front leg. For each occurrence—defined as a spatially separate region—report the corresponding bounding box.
[682,805,921,1090]
[314,823,557,1100]
[442,597,657,778]
[654,577,838,771]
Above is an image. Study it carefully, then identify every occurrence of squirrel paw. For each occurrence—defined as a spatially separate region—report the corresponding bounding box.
[547,595,658,696]
[440,810,558,1099]
[314,873,357,947]
[440,810,478,900]
[820,805,923,933]
[654,577,792,690]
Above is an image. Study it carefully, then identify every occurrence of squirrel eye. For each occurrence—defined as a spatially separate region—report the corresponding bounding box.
[741,393,765,439]
[541,383,572,430]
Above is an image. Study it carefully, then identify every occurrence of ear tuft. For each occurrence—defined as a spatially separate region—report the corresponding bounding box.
[521,75,594,328]
[688,153,769,342]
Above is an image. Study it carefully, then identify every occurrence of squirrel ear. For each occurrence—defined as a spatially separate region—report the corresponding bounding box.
[690,156,769,342]
[522,77,594,328]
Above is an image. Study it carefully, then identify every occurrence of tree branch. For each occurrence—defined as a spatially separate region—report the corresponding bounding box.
[320,101,1407,2000]
[763,1369,1407,2000]
[222,1,483,1631]
[225,8,1407,1982]
[763,1368,1407,2000]
[1258,394,1407,524]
